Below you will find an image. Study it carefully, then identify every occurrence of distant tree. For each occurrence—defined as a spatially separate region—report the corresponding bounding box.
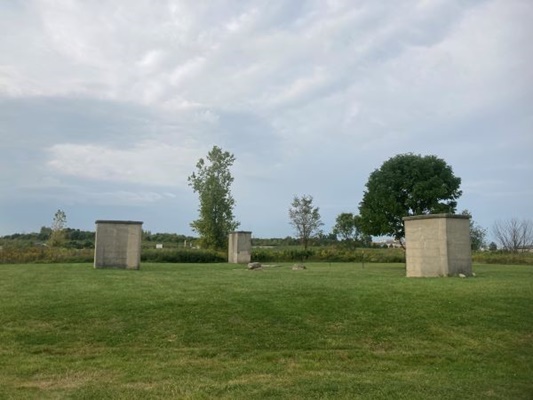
[316,232,338,246]
[289,195,323,250]
[492,218,533,252]
[142,230,153,241]
[333,213,358,242]
[49,209,67,247]
[488,242,497,251]
[188,146,239,250]
[461,210,487,251]
[332,213,370,248]
[359,153,462,244]
[38,226,52,241]
[64,228,94,242]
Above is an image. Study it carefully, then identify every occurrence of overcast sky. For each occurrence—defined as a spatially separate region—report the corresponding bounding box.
[1,0,532,240]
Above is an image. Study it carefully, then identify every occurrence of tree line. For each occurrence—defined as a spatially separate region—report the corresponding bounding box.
[187,147,532,253]
[2,148,531,253]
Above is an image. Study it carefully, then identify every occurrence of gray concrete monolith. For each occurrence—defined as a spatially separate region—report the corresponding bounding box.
[94,220,143,269]
[403,214,472,277]
[228,231,252,264]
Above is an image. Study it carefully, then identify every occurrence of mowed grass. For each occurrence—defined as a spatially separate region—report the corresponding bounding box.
[0,263,531,399]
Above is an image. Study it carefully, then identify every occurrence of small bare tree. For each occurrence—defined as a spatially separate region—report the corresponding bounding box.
[492,218,533,252]
[289,195,323,250]
[49,209,67,247]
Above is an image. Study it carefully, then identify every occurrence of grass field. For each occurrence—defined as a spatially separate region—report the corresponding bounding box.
[0,263,531,399]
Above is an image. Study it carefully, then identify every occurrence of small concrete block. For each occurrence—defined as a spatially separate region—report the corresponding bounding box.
[229,231,252,264]
[403,214,472,278]
[94,220,143,269]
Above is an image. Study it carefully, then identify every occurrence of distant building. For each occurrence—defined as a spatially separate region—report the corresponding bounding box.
[374,239,403,248]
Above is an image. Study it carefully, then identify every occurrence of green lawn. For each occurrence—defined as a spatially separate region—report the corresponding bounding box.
[0,263,531,399]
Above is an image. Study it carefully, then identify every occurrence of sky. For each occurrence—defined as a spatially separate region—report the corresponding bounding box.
[1,0,532,241]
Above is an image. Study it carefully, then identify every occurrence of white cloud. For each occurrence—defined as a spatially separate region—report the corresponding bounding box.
[47,141,203,186]
[1,0,532,236]
[85,190,169,206]
[4,0,529,124]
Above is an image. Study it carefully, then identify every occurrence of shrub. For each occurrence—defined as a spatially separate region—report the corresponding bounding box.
[141,248,226,263]
[0,244,226,264]
[251,247,406,263]
[0,247,93,264]
[472,250,533,265]
[252,248,315,262]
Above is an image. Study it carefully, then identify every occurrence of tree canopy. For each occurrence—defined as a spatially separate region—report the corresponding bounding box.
[332,213,371,248]
[188,146,239,250]
[359,153,462,241]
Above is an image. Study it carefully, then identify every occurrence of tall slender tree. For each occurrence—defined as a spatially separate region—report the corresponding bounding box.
[49,209,67,247]
[188,146,239,250]
[289,195,323,250]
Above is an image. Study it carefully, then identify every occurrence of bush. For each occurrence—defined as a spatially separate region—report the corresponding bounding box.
[0,246,226,264]
[252,248,315,262]
[251,247,406,263]
[0,247,93,264]
[141,248,226,263]
[4,244,530,266]
[472,250,533,265]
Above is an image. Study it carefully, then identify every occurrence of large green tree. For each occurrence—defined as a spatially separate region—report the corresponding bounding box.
[359,153,462,242]
[289,195,323,250]
[188,146,239,250]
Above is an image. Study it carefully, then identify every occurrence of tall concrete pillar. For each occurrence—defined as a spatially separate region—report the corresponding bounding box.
[403,214,471,277]
[228,231,252,264]
[94,220,143,269]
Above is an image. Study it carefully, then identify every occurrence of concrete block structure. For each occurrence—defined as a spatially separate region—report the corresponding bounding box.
[228,231,252,264]
[403,214,472,277]
[94,220,143,269]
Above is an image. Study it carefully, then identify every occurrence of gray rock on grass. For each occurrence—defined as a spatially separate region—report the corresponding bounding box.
[247,262,262,270]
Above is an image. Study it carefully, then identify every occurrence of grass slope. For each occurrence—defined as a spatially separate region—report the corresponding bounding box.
[0,263,531,399]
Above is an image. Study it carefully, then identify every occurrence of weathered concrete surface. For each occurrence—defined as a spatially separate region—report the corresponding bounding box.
[403,214,472,277]
[94,220,143,269]
[228,231,252,264]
